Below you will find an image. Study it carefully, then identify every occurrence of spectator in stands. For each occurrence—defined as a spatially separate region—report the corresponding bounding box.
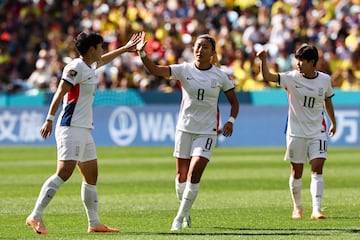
[0,0,359,92]
[27,58,52,90]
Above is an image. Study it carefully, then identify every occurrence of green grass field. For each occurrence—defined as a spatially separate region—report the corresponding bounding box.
[0,146,359,240]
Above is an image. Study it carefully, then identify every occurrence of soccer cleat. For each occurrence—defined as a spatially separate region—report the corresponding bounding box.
[170,219,182,231]
[292,209,303,219]
[25,217,48,235]
[88,224,120,233]
[311,211,326,220]
[182,215,191,228]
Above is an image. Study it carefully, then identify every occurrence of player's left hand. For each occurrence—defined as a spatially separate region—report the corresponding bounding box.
[328,124,336,137]
[222,122,233,137]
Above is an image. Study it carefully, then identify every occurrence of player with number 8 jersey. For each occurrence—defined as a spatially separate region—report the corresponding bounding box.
[171,62,235,135]
[136,32,239,231]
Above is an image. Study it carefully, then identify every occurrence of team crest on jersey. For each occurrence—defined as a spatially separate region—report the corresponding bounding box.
[318,88,324,96]
[211,79,217,88]
[67,69,78,79]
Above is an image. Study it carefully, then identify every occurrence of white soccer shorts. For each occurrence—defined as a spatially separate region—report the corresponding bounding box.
[284,134,327,163]
[173,130,217,160]
[55,126,97,162]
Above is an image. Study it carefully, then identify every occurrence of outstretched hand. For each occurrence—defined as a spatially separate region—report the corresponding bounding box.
[123,32,143,52]
[256,49,268,61]
[136,31,147,51]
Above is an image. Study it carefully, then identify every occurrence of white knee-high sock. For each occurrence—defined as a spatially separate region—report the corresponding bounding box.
[81,182,100,227]
[174,182,199,222]
[289,176,302,210]
[175,177,186,202]
[29,174,64,220]
[311,173,324,213]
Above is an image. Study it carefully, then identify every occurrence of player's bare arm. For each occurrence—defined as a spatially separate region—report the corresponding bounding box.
[98,32,142,68]
[324,97,337,137]
[40,80,72,139]
[257,50,279,83]
[136,31,171,78]
[222,89,239,137]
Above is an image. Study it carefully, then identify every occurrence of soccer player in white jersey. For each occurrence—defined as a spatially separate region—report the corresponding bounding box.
[257,44,337,220]
[25,31,142,234]
[136,32,239,231]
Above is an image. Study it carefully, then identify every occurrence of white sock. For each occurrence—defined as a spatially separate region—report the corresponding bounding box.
[174,182,200,222]
[81,182,100,227]
[311,173,324,213]
[29,174,64,220]
[175,177,186,202]
[289,176,302,210]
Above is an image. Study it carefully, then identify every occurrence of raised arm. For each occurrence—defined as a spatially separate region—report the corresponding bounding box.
[256,50,279,83]
[136,32,171,78]
[97,32,142,68]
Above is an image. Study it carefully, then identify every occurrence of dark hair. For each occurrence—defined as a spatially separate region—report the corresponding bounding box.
[196,34,216,51]
[74,32,103,56]
[295,44,318,66]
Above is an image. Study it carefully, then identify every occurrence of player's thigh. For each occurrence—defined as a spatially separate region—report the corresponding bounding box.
[308,134,327,161]
[77,159,98,184]
[173,130,192,159]
[191,135,217,160]
[284,136,308,164]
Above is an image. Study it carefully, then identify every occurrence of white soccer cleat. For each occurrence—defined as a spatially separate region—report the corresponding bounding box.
[170,219,182,231]
[182,215,191,228]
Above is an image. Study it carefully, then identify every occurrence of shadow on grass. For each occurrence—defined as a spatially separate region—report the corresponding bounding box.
[126,228,360,237]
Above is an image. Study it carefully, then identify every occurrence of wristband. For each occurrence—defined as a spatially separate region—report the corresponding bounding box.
[139,50,147,58]
[46,114,55,121]
[228,116,235,124]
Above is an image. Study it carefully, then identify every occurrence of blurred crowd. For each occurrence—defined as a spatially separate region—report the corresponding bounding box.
[0,0,359,95]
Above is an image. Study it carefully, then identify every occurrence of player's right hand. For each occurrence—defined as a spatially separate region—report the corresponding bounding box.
[136,31,147,51]
[40,121,52,140]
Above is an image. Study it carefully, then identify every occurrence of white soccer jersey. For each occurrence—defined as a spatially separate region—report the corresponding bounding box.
[279,70,334,138]
[170,62,235,135]
[57,58,97,129]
